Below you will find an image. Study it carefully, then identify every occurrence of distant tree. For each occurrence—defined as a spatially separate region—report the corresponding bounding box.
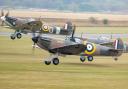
[88,17,98,24]
[103,19,109,25]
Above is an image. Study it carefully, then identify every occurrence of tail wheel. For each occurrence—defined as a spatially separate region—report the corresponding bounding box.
[52,58,59,65]
[10,35,15,40]
[87,56,93,62]
[16,33,22,39]
[80,56,86,62]
[44,61,51,65]
[114,58,118,61]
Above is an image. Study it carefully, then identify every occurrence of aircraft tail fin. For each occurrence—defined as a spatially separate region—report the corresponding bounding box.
[64,21,73,30]
[114,38,124,50]
[59,21,73,35]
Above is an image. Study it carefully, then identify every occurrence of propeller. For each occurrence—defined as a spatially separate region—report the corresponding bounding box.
[5,10,9,17]
[31,25,37,48]
[1,9,4,26]
[0,9,10,26]
[32,36,39,44]
[1,9,4,16]
[31,29,40,53]
[31,31,39,54]
[31,27,42,50]
[27,16,43,51]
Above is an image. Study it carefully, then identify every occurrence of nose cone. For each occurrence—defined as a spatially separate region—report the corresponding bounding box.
[32,37,39,44]
[1,16,5,21]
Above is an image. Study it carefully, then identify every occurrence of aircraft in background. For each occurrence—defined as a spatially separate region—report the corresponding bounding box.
[32,26,124,65]
[0,10,73,40]
[0,10,42,40]
[81,36,128,53]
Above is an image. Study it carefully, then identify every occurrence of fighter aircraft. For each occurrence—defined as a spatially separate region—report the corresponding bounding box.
[0,9,43,39]
[0,10,73,40]
[81,36,128,53]
[32,26,124,65]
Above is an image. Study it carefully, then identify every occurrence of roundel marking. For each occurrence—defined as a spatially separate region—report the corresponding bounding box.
[85,43,96,55]
[43,25,49,32]
[87,43,93,52]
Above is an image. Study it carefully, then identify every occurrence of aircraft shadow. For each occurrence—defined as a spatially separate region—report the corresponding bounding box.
[62,62,111,67]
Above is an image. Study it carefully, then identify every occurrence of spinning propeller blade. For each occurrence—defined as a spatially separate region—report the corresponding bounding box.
[5,10,9,17]
[1,9,4,16]
[0,9,10,26]
[0,9,4,26]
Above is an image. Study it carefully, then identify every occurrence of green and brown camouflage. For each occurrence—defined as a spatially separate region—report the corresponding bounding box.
[0,10,73,40]
[32,28,124,65]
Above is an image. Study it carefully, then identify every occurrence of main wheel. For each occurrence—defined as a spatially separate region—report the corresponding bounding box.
[44,61,51,65]
[52,58,59,65]
[16,33,22,39]
[114,58,118,61]
[87,56,93,62]
[80,56,86,62]
[10,35,16,40]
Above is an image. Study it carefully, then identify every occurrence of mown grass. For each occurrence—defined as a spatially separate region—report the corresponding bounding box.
[0,26,14,32]
[76,27,128,34]
[0,36,128,89]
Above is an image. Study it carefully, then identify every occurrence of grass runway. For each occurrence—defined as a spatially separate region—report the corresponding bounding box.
[0,36,128,89]
[76,27,128,34]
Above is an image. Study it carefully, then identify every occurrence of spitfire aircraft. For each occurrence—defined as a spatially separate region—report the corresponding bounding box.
[0,10,43,39]
[0,10,73,40]
[32,26,124,65]
[82,36,128,53]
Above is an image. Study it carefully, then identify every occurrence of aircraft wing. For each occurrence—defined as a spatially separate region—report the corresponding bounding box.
[22,20,42,28]
[50,42,85,50]
[49,43,85,55]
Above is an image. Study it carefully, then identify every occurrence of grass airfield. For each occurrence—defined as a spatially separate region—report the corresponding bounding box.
[76,27,128,34]
[0,35,128,89]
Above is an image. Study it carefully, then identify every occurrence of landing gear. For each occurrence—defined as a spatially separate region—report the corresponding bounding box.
[16,33,22,39]
[53,58,59,65]
[80,56,94,62]
[44,53,60,65]
[87,56,93,62]
[10,31,22,40]
[44,58,60,65]
[114,58,118,61]
[44,61,51,65]
[10,35,16,40]
[80,56,86,62]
